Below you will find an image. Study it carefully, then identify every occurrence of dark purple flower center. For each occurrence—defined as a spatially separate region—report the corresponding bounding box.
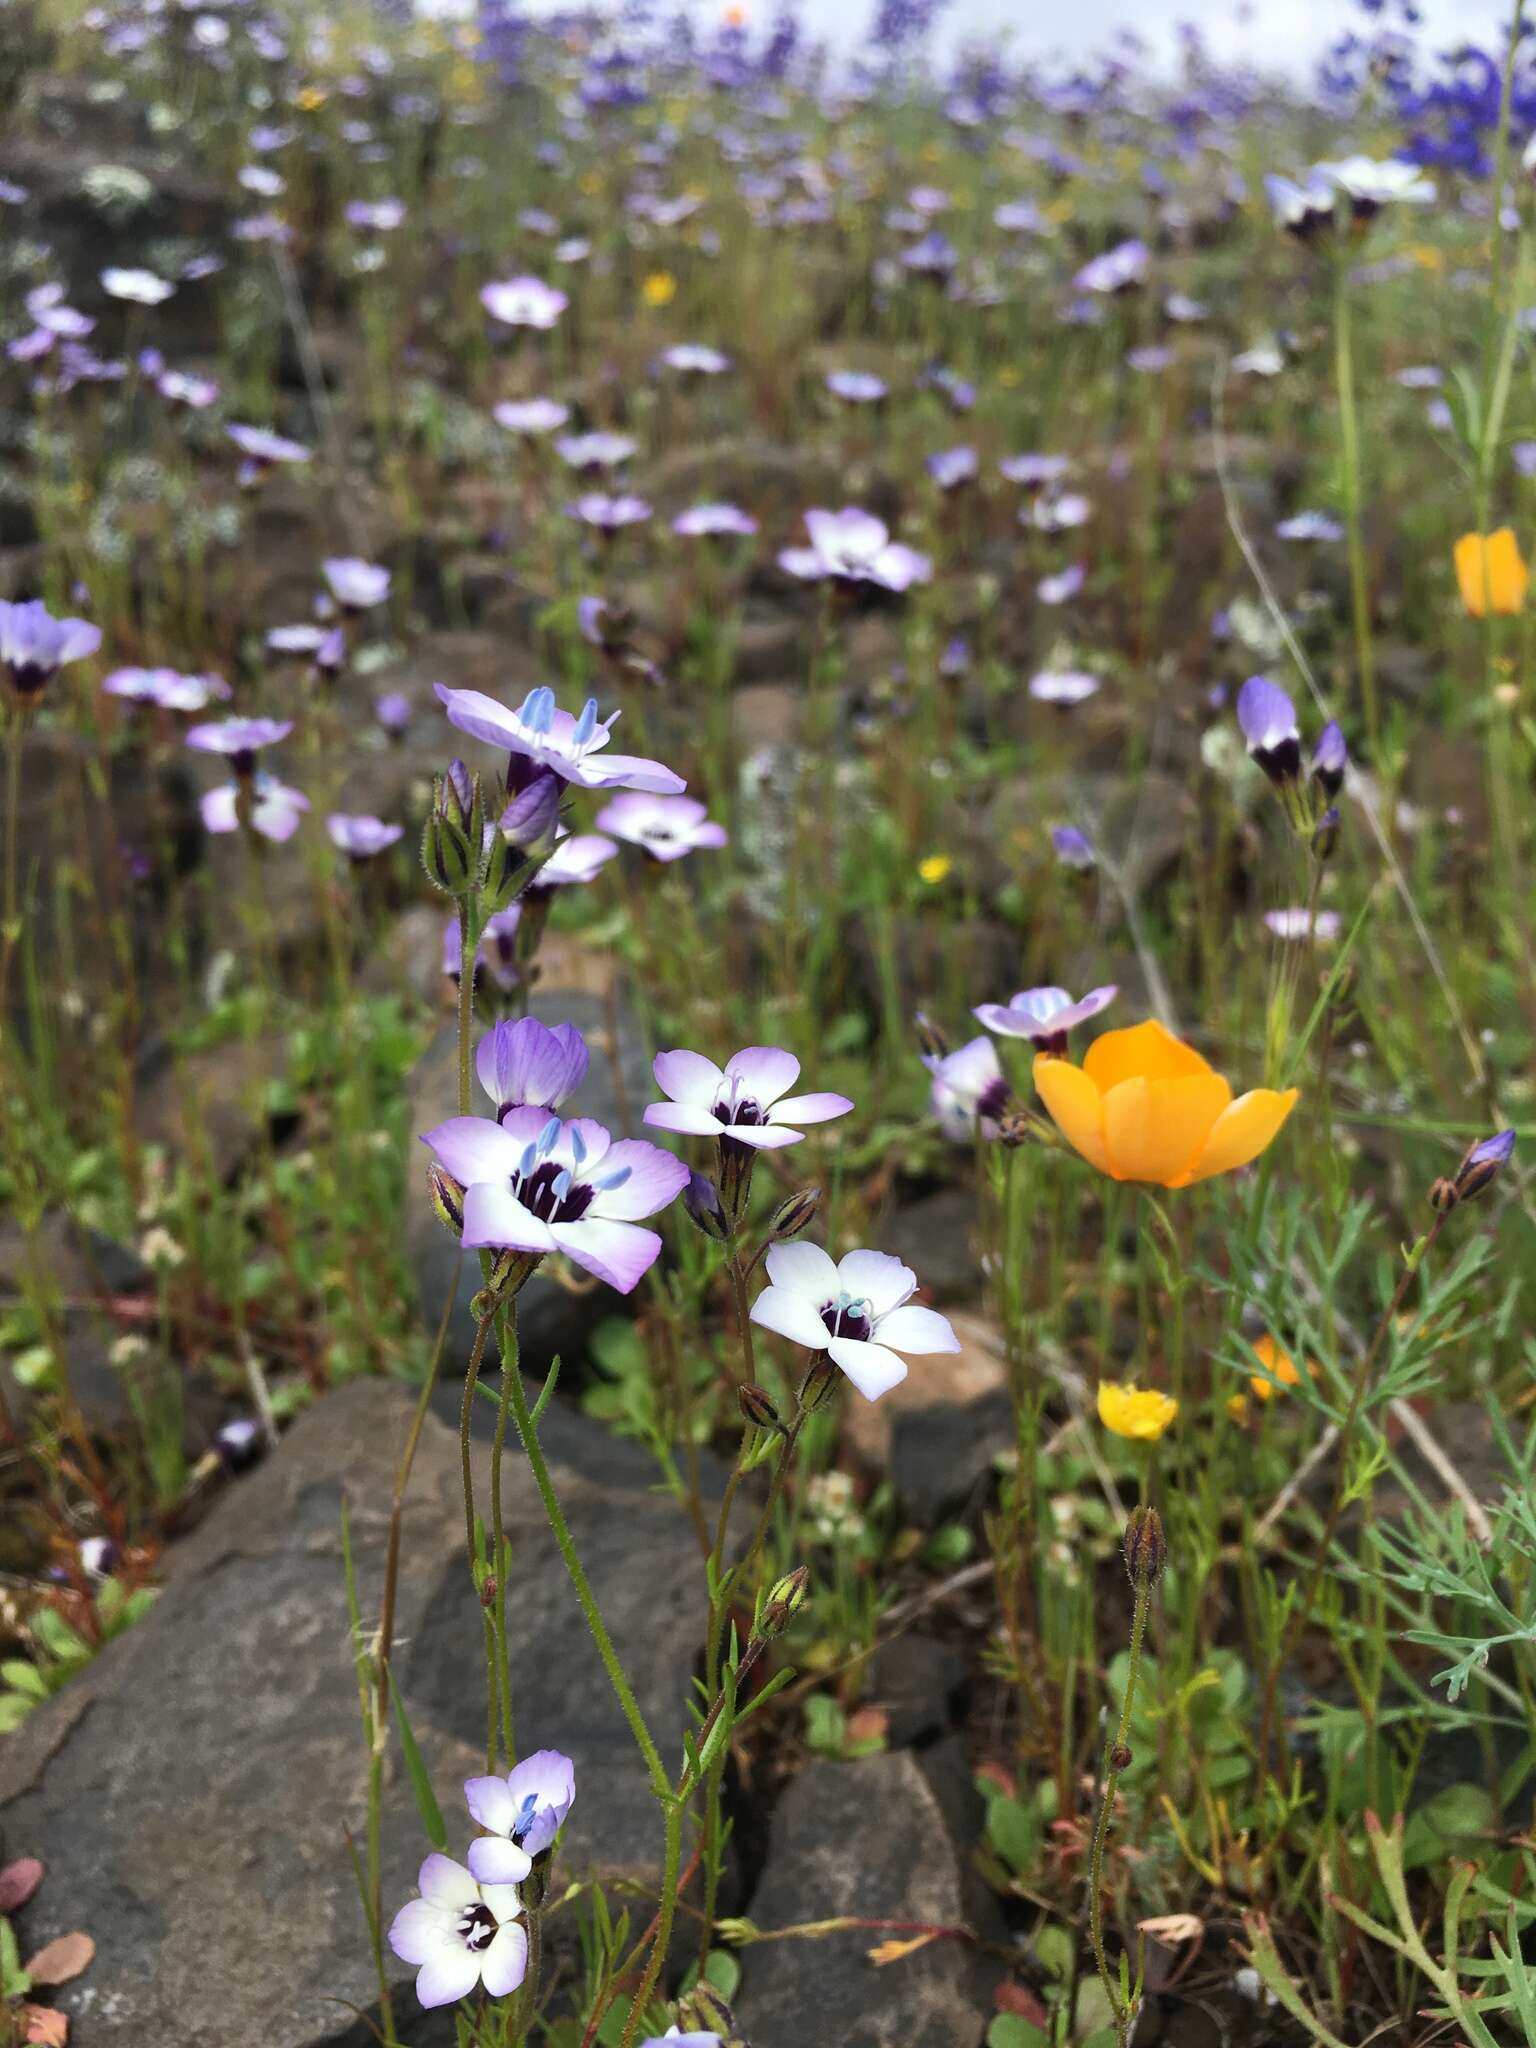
[716,1094,765,1126]
[819,1293,873,1344]
[977,1076,1011,1121]
[457,1904,498,1953]
[514,1158,595,1224]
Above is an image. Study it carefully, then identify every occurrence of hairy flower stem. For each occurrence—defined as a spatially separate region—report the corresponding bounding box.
[461,1312,493,1584]
[457,893,479,1117]
[1333,264,1378,764]
[490,1296,520,1770]
[620,1800,684,2048]
[1087,1576,1153,2048]
[0,706,23,1009]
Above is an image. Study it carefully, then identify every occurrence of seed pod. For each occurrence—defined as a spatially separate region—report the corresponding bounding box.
[768,1186,821,1241]
[428,1164,465,1238]
[738,1383,780,1432]
[759,1565,810,1638]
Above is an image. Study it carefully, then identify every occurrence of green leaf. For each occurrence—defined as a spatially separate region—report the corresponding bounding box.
[985,1793,1041,1880]
[0,1660,47,1699]
[0,1914,29,1997]
[987,2020,1049,2048]
[388,1669,449,1852]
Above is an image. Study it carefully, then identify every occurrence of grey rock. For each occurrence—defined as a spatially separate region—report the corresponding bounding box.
[877,1185,979,1306]
[865,1632,967,1749]
[0,1376,727,2046]
[891,1387,1012,1529]
[403,989,654,1374]
[735,1753,992,2048]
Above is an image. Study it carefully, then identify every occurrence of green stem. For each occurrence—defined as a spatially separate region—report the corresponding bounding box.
[461,1313,493,1588]
[0,705,25,1010]
[457,891,479,1117]
[1087,1578,1152,2047]
[1333,264,1378,761]
[620,1799,683,2048]
[491,1297,520,1771]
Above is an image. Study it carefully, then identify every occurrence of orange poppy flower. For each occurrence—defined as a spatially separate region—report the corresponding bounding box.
[1454,529,1528,617]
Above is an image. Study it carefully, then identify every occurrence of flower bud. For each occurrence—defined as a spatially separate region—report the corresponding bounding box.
[480,1574,497,1609]
[738,1382,781,1432]
[1429,1175,1459,1214]
[1109,1742,1133,1772]
[422,764,482,897]
[914,1010,949,1060]
[1122,1504,1167,1588]
[759,1565,810,1637]
[428,1164,465,1237]
[1441,1127,1516,1210]
[677,1985,738,2039]
[500,770,562,855]
[798,1356,839,1412]
[768,1186,821,1241]
[684,1170,732,1241]
[1310,806,1340,863]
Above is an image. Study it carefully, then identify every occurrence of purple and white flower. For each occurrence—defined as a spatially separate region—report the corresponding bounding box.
[1051,824,1095,869]
[532,832,620,891]
[1029,669,1099,706]
[1276,511,1343,543]
[436,683,684,795]
[1236,674,1301,783]
[464,1749,576,1883]
[556,431,638,471]
[322,558,391,611]
[749,1243,959,1402]
[825,369,886,403]
[1073,238,1148,294]
[645,1047,851,1151]
[476,1017,589,1119]
[661,343,730,375]
[481,276,569,329]
[420,1109,689,1292]
[387,1854,527,2010]
[926,446,978,490]
[494,398,571,435]
[924,1035,1009,1142]
[376,691,412,735]
[1038,563,1086,606]
[186,716,293,759]
[327,813,403,858]
[101,266,174,305]
[1028,492,1091,532]
[779,509,931,592]
[105,666,229,711]
[672,502,757,538]
[973,985,1117,1052]
[200,776,309,843]
[567,492,653,530]
[227,423,311,485]
[594,793,728,862]
[1264,907,1341,941]
[0,599,102,698]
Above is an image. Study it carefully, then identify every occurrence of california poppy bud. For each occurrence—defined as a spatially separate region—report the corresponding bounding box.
[1447,1128,1515,1207]
[738,1382,781,1432]
[428,1164,465,1237]
[684,1170,731,1241]
[759,1565,810,1637]
[768,1186,821,1241]
[1122,1504,1167,1588]
[1109,1742,1133,1772]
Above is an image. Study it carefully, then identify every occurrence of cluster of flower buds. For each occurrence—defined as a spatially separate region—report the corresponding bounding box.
[1430,1128,1515,1214]
[1237,674,1346,854]
[422,756,563,910]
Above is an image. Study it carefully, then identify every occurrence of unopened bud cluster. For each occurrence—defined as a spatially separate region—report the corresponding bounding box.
[1430,1127,1515,1213]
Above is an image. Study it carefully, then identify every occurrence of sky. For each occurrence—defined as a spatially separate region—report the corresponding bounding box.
[426,0,1504,79]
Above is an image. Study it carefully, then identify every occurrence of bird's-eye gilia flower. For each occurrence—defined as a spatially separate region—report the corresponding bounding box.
[1236,674,1301,784]
[1000,453,1070,489]
[1312,720,1347,798]
[1034,1018,1297,1187]
[1098,1381,1177,1441]
[186,715,293,760]
[1038,562,1085,605]
[924,1035,1009,1141]
[1264,906,1341,941]
[1276,511,1343,542]
[436,682,685,795]
[1073,238,1148,294]
[200,775,309,842]
[493,397,570,434]
[322,557,391,611]
[1028,491,1091,532]
[974,984,1117,1052]
[387,1854,526,2009]
[528,831,620,892]
[101,266,174,304]
[594,792,728,861]
[825,369,886,403]
[481,275,569,329]
[646,1046,852,1149]
[750,1242,959,1402]
[927,445,978,490]
[672,502,758,537]
[555,431,638,471]
[567,491,653,530]
[476,1017,589,1119]
[641,2033,721,2047]
[662,343,730,374]
[105,666,228,711]
[0,599,102,699]
[420,1109,688,1292]
[465,1749,576,1883]
[1264,168,1337,237]
[327,813,402,857]
[1052,824,1095,868]
[226,424,311,468]
[1029,669,1099,705]
[159,368,219,408]
[1316,154,1435,215]
[779,508,931,592]
[1454,529,1528,617]
[376,691,412,735]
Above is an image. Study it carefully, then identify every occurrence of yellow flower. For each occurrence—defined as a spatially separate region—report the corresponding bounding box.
[1226,1393,1251,1424]
[1455,529,1528,617]
[918,854,952,885]
[1032,1018,1297,1188]
[580,172,604,196]
[1248,1333,1302,1402]
[296,85,328,112]
[642,271,676,308]
[1098,1381,1178,1442]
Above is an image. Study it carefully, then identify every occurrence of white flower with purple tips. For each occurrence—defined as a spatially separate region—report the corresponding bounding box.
[750,1243,959,1403]
[973,984,1117,1051]
[646,1046,852,1152]
[387,1854,526,2009]
[481,275,568,329]
[464,1749,575,1884]
[779,508,931,592]
[436,683,684,795]
[327,813,403,858]
[924,1035,1009,1142]
[594,793,728,862]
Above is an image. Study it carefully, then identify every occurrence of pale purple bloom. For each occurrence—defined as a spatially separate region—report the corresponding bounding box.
[322,558,391,611]
[327,813,403,857]
[481,276,568,329]
[1000,454,1070,489]
[662,343,730,374]
[388,1854,527,2010]
[779,509,931,592]
[973,984,1117,1050]
[267,624,328,655]
[186,716,293,757]
[104,666,228,711]
[1265,169,1337,237]
[1028,492,1091,532]
[464,1749,576,1882]
[1237,674,1301,781]
[239,164,286,197]
[750,1242,959,1403]
[1233,343,1285,378]
[1514,441,1536,478]
[672,502,757,538]
[901,230,958,275]
[533,832,620,891]
[1038,563,1086,606]
[1128,346,1171,374]
[924,1035,1008,1142]
[182,254,224,281]
[825,369,886,404]
[1264,907,1341,941]
[376,691,412,735]
[435,683,684,795]
[159,368,219,408]
[474,907,523,992]
[476,1019,589,1120]
[646,1046,851,1152]
[1396,365,1442,390]
[995,198,1047,232]
[555,432,638,471]
[346,198,405,231]
[494,398,570,435]
[1166,294,1207,323]
[0,600,102,697]
[27,285,93,338]
[1276,511,1343,542]
[227,424,311,480]
[200,776,309,842]
[567,492,653,530]
[926,446,978,490]
[595,792,728,862]
[101,267,174,305]
[1029,670,1099,706]
[641,2034,719,2047]
[1074,239,1148,294]
[420,1108,688,1292]
[1313,720,1347,797]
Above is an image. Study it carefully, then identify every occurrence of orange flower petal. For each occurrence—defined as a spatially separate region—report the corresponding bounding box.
[1187,1087,1298,1181]
[1102,1072,1232,1185]
[1033,1054,1111,1173]
[1083,1018,1216,1093]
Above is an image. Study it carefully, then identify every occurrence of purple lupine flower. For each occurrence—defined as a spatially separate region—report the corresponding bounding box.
[749,1243,959,1403]
[322,558,391,611]
[1052,825,1095,868]
[200,775,309,842]
[1074,238,1148,294]
[555,431,638,471]
[825,369,887,404]
[375,691,412,736]
[327,813,403,858]
[0,599,102,699]
[494,398,570,435]
[1237,675,1301,783]
[1264,907,1342,941]
[481,276,568,329]
[973,984,1117,1052]
[1276,511,1344,542]
[779,509,931,592]
[1312,720,1347,799]
[661,343,730,374]
[419,1108,689,1292]
[1038,563,1086,606]
[388,1855,527,2009]
[566,492,653,530]
[926,446,978,490]
[672,502,757,537]
[101,267,174,305]
[646,1046,851,1151]
[924,1035,1009,1142]
[435,682,685,795]
[476,1019,589,1120]
[464,1750,576,1882]
[594,792,728,861]
[1029,670,1099,706]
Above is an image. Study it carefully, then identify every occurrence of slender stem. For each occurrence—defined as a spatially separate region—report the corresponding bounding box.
[0,705,25,1010]
[1333,264,1378,761]
[461,1312,493,1587]
[1087,1578,1152,2046]
[620,1799,683,2048]
[491,1297,520,1769]
[457,895,478,1117]
[727,1249,757,1386]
